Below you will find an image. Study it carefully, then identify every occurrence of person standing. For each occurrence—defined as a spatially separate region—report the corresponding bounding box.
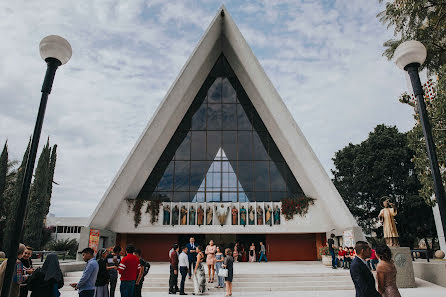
[258,242,267,262]
[106,246,121,297]
[20,246,34,297]
[215,247,224,289]
[193,246,206,295]
[94,249,110,297]
[349,241,381,297]
[233,243,238,263]
[327,234,337,269]
[135,249,150,297]
[0,243,27,297]
[28,253,64,297]
[70,248,99,297]
[205,240,216,283]
[249,243,256,262]
[376,245,401,297]
[169,244,180,294]
[179,246,189,295]
[368,248,379,271]
[223,248,234,297]
[118,245,141,297]
[186,237,197,280]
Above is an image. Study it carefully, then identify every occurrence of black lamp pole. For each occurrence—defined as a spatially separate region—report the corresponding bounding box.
[1,57,61,297]
[405,62,446,240]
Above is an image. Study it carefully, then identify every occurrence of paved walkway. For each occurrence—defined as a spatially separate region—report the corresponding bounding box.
[60,261,446,296]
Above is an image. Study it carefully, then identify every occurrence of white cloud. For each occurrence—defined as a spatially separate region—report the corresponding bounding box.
[0,0,416,217]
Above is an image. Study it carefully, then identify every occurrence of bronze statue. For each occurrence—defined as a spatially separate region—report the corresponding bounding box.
[257,206,264,225]
[248,205,255,225]
[189,205,196,225]
[180,206,187,225]
[216,204,229,226]
[206,206,213,225]
[378,199,399,247]
[197,205,204,226]
[273,205,280,225]
[172,205,179,225]
[265,205,272,226]
[163,204,171,225]
[231,206,238,225]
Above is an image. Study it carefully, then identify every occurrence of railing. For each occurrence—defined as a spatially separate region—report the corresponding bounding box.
[411,249,430,262]
[33,251,67,262]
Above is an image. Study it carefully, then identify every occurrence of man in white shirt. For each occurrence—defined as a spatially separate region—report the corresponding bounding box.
[178,246,189,295]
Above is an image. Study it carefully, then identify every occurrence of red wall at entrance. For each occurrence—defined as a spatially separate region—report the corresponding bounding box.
[266,233,318,261]
[123,234,178,262]
[118,233,323,261]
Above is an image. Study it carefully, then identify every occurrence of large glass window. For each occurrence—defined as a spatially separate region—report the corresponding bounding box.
[137,55,304,202]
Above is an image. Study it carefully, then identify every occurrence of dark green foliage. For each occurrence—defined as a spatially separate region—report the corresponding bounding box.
[45,145,57,216]
[378,0,446,75]
[332,125,436,247]
[3,140,30,255]
[23,141,51,249]
[47,238,78,257]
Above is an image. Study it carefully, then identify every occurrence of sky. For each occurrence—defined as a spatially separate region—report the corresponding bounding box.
[0,0,419,217]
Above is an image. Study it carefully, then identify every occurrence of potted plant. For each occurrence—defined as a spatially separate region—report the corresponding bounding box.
[319,246,338,266]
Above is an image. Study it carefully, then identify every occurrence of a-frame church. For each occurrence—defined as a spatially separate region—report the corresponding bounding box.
[83,6,363,261]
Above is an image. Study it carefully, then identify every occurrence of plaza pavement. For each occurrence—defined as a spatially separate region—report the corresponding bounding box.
[60,261,446,296]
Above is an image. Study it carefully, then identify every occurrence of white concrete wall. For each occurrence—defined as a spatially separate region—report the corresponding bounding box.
[109,201,334,234]
[51,233,81,242]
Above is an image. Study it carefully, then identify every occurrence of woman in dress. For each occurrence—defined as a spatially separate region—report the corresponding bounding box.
[95,248,110,297]
[240,244,247,262]
[223,248,234,297]
[205,240,217,283]
[28,253,64,297]
[215,246,225,289]
[376,245,401,297]
[249,243,256,262]
[193,245,206,295]
[233,243,239,263]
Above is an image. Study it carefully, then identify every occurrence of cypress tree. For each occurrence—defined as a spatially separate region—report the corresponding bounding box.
[44,144,57,216]
[23,140,51,249]
[0,141,8,248]
[3,139,30,255]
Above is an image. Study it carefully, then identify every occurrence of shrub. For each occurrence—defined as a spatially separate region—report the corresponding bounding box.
[46,238,78,257]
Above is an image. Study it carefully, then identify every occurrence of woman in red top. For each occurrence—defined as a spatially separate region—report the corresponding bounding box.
[338,247,346,268]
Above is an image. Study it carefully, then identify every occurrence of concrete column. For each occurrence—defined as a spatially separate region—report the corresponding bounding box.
[432,204,446,254]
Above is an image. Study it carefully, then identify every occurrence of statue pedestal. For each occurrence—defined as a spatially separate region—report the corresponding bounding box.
[390,247,415,288]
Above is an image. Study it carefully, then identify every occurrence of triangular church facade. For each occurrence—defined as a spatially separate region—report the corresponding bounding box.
[86,6,362,261]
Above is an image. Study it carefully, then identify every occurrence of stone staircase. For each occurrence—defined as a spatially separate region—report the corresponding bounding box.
[61,269,354,294]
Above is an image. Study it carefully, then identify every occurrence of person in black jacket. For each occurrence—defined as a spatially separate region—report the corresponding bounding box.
[28,253,64,297]
[95,248,110,297]
[134,249,150,297]
[350,241,381,297]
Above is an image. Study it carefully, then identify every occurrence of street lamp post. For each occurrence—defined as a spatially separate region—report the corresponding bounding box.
[1,35,71,297]
[393,40,446,244]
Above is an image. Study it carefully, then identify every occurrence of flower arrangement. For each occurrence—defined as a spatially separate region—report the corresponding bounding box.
[319,246,339,256]
[280,196,315,220]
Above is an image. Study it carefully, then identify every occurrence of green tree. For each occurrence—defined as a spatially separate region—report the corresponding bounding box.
[379,1,446,205]
[44,144,57,216]
[23,141,51,249]
[3,140,30,255]
[378,0,446,74]
[332,124,436,247]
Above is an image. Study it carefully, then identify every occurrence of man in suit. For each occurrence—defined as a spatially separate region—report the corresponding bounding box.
[186,237,197,279]
[350,241,381,297]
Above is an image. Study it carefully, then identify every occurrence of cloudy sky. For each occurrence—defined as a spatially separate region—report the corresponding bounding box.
[0,0,418,217]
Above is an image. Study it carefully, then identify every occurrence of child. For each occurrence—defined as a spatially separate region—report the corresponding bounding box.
[338,247,346,268]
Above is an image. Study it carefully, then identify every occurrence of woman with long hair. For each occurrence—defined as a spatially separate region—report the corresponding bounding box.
[28,254,64,297]
[249,243,256,262]
[205,240,217,283]
[215,246,224,289]
[223,248,234,297]
[375,245,401,297]
[95,248,110,297]
[193,245,206,295]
